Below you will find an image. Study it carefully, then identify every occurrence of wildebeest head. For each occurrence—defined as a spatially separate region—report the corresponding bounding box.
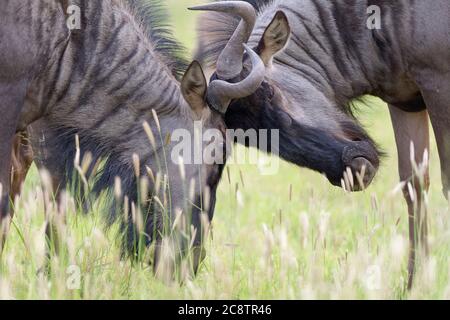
[91,60,229,267]
[192,1,380,191]
[143,61,228,251]
[178,61,227,221]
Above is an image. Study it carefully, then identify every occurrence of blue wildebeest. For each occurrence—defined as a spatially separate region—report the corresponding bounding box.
[192,0,450,288]
[0,0,263,273]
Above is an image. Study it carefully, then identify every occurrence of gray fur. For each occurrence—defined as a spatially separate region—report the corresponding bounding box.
[0,0,226,268]
[197,0,450,191]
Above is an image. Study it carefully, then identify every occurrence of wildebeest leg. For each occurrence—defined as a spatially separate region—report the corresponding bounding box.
[417,72,450,199]
[389,106,430,290]
[0,80,28,252]
[10,131,34,203]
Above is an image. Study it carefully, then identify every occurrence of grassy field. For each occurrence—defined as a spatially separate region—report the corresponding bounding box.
[1,1,449,300]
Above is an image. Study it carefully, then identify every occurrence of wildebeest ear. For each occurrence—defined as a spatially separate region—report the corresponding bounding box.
[181,61,208,117]
[257,11,291,66]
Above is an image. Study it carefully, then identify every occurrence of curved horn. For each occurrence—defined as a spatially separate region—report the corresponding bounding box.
[189,1,256,80]
[206,45,265,114]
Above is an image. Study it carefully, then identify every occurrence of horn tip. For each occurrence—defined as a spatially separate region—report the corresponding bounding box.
[187,5,209,11]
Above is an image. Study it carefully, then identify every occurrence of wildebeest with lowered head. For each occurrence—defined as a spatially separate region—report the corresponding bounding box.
[193,0,450,288]
[0,0,269,273]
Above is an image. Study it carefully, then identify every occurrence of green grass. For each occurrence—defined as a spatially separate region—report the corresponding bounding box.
[1,1,449,300]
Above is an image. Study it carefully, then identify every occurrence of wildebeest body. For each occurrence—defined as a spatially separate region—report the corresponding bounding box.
[195,0,450,288]
[0,0,227,271]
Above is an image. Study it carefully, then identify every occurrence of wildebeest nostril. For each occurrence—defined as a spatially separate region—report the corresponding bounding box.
[347,157,376,191]
[341,141,380,191]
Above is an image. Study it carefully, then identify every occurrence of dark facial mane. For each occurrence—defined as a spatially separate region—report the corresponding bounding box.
[126,0,189,79]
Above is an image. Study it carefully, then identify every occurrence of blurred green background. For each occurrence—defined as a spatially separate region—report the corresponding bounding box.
[167,0,204,53]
